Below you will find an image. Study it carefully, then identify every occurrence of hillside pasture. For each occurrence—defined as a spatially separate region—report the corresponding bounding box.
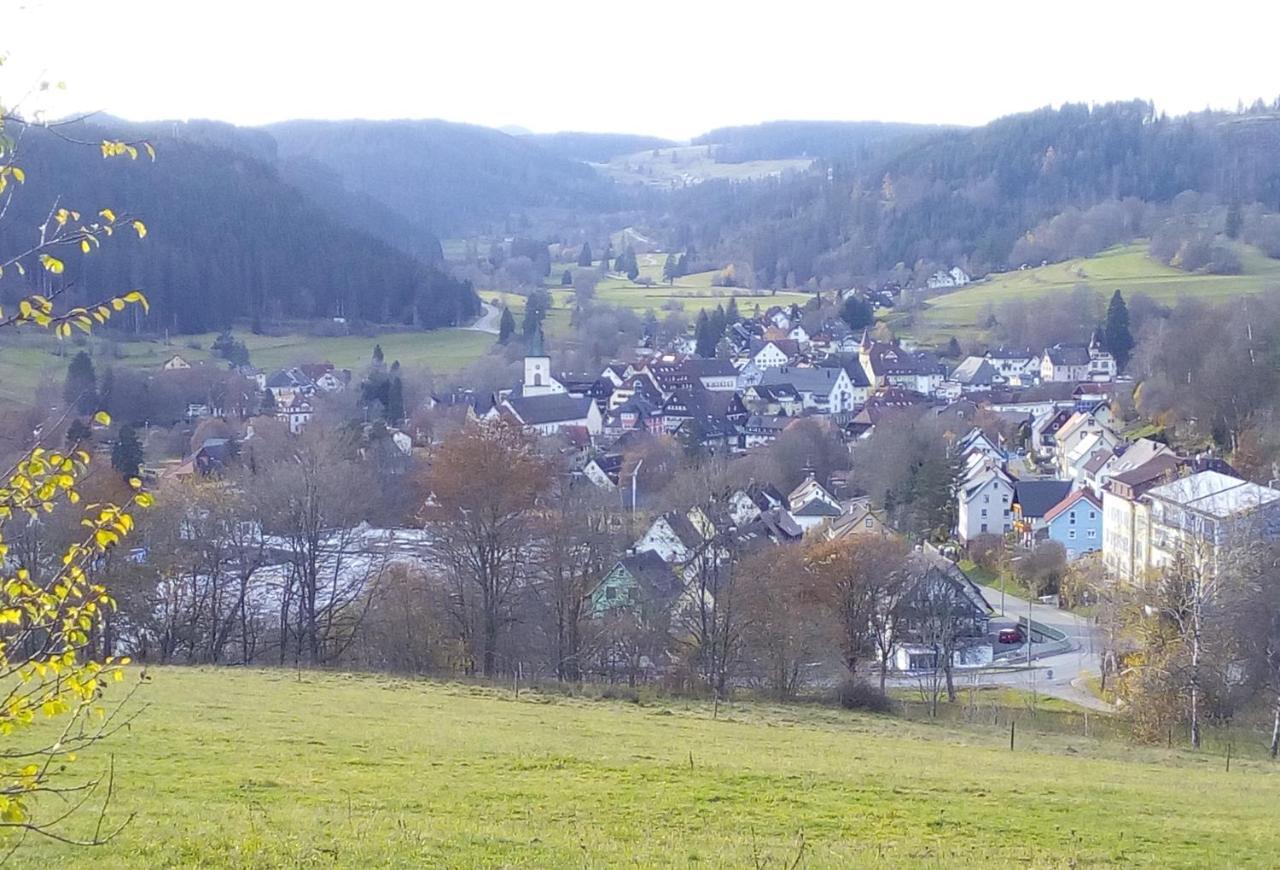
[16,667,1280,867]
[912,242,1280,342]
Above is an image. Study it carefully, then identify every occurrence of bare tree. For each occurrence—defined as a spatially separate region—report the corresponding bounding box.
[423,420,552,677]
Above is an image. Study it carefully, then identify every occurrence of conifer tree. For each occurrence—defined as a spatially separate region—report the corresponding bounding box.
[111,425,144,480]
[63,351,98,415]
[1103,289,1134,370]
[498,306,516,344]
[577,241,593,268]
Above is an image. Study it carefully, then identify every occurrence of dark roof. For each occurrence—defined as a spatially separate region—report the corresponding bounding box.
[660,511,705,552]
[791,499,843,518]
[1013,480,1074,518]
[817,355,872,387]
[681,358,739,378]
[505,394,594,425]
[1106,454,1181,496]
[748,383,800,402]
[863,342,945,377]
[1044,345,1090,366]
[615,551,683,606]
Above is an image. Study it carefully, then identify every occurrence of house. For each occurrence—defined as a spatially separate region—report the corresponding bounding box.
[890,552,993,672]
[589,551,684,616]
[984,348,1039,386]
[824,501,894,540]
[495,393,603,437]
[958,467,1015,542]
[787,476,844,533]
[265,368,316,405]
[582,454,624,490]
[948,357,1000,392]
[299,363,349,393]
[1039,344,1094,383]
[742,383,804,417]
[758,365,860,413]
[1043,489,1103,557]
[1084,437,1174,496]
[1102,454,1181,583]
[635,510,707,565]
[1060,427,1123,482]
[1145,471,1280,573]
[277,394,313,434]
[680,358,739,392]
[858,334,947,395]
[741,414,791,447]
[746,339,796,371]
[1030,407,1075,456]
[925,267,972,290]
[162,354,191,371]
[1012,479,1073,545]
[1085,332,1117,382]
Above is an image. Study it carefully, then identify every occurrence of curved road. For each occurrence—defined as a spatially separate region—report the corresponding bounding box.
[467,301,501,334]
[975,583,1109,711]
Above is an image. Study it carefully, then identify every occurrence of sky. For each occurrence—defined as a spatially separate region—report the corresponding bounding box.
[6,0,1280,141]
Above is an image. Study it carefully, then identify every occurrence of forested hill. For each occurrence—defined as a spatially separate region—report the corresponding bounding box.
[670,101,1280,287]
[692,119,945,162]
[266,119,622,238]
[0,120,479,334]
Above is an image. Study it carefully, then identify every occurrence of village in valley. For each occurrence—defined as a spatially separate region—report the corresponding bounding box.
[122,264,1280,694]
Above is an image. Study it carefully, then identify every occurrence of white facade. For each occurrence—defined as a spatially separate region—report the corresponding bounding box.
[958,472,1015,541]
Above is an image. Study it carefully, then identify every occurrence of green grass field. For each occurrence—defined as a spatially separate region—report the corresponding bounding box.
[592,145,813,189]
[912,242,1280,342]
[17,667,1280,867]
[0,328,498,404]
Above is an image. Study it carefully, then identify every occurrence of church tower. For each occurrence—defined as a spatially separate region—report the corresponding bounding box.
[522,329,565,397]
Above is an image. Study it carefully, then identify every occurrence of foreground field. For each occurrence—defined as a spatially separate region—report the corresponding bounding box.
[913,242,1280,341]
[20,667,1280,867]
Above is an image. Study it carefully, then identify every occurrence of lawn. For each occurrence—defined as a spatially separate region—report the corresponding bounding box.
[17,667,1280,867]
[910,241,1280,343]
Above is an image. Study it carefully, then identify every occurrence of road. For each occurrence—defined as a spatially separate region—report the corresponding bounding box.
[466,302,501,334]
[974,583,1109,712]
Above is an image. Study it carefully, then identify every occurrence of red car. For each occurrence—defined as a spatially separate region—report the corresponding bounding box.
[998,627,1024,644]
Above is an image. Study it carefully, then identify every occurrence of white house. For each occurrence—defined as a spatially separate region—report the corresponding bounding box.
[786,476,844,533]
[520,333,566,398]
[1040,344,1092,383]
[757,365,862,413]
[984,348,1039,385]
[957,467,1015,541]
[163,354,192,371]
[925,267,971,290]
[749,341,791,371]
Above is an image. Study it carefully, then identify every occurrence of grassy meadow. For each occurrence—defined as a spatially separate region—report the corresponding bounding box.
[16,667,1280,867]
[0,328,498,404]
[591,145,813,188]
[909,242,1280,342]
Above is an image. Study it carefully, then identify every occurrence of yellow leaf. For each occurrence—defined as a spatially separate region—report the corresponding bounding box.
[93,411,111,426]
[99,208,116,223]
[111,298,126,311]
[11,167,24,183]
[39,254,64,274]
[132,220,147,239]
[128,477,142,490]
[80,239,91,254]
[144,142,156,161]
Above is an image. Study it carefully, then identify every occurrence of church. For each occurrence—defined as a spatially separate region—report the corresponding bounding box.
[485,330,603,437]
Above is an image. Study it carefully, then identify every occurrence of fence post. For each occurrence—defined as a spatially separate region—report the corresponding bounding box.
[1010,719,1015,751]
[1226,743,1232,773]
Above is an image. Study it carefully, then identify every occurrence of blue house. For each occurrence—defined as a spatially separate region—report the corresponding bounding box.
[1042,489,1103,558]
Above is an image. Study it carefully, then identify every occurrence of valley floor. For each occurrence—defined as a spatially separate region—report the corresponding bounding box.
[16,667,1280,867]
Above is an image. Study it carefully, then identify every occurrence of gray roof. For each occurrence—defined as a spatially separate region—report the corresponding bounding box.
[950,357,998,386]
[1146,471,1280,519]
[791,499,843,518]
[615,551,683,606]
[504,394,594,425]
[1013,480,1074,518]
[1044,345,1090,366]
[758,366,847,395]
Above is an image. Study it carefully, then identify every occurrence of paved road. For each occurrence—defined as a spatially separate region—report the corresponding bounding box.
[975,584,1109,712]
[466,302,501,334]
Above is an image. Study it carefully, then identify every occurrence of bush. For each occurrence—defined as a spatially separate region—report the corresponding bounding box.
[634,276,654,287]
[837,678,892,713]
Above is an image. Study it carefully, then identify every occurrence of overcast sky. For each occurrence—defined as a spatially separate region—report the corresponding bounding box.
[6,0,1280,140]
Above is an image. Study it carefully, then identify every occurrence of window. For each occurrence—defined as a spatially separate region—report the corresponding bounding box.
[1069,513,1076,525]
[1088,511,1097,520]
[864,517,873,528]
[1001,495,1009,504]
[1068,530,1076,540]
[980,523,988,533]
[983,494,990,504]
[981,508,988,518]
[605,587,617,600]
[1087,529,1097,538]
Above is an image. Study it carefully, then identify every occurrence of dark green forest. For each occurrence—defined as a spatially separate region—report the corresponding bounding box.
[0,120,480,334]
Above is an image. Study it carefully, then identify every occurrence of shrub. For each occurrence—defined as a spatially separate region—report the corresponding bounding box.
[837,678,892,713]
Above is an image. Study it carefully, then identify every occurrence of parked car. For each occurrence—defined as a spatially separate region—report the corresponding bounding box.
[997,627,1024,645]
